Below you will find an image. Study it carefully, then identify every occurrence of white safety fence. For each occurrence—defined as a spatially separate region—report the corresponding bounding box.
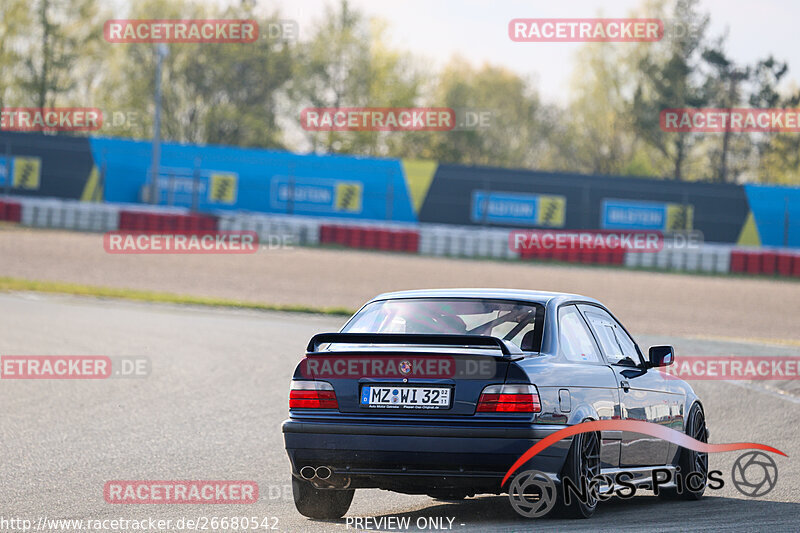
[419,225,519,260]
[9,197,120,232]
[217,212,321,246]
[624,242,733,274]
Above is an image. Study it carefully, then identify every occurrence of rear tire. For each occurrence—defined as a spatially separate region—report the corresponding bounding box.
[292,477,354,519]
[659,403,708,501]
[554,430,601,519]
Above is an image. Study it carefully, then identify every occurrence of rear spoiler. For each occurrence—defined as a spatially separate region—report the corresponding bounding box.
[306,333,523,357]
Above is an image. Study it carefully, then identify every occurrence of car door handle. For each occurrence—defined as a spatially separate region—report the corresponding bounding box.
[620,380,630,392]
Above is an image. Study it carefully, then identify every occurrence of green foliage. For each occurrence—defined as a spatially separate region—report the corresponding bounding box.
[393,57,548,168]
[0,0,30,108]
[630,0,710,181]
[748,59,800,184]
[292,1,420,155]
[94,0,293,147]
[6,0,106,109]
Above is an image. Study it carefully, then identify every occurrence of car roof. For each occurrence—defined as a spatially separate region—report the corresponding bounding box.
[370,288,601,307]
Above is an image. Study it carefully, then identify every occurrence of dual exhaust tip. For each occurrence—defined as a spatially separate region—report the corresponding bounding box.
[300,465,332,481]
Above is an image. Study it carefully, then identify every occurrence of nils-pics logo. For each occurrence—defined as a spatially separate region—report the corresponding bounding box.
[503,420,785,518]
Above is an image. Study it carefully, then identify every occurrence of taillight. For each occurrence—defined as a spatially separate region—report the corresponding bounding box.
[476,384,541,413]
[289,380,338,409]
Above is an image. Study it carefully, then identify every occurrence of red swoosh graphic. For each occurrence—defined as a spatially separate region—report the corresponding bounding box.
[501,419,786,487]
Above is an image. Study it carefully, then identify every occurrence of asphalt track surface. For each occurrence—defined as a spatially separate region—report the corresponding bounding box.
[1,293,799,532]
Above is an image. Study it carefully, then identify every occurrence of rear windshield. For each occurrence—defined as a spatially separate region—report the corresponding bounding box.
[342,298,544,351]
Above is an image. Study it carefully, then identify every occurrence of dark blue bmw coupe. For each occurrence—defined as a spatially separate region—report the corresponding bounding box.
[282,289,708,519]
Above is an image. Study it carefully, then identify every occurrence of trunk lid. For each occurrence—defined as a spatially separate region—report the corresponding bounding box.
[300,333,521,416]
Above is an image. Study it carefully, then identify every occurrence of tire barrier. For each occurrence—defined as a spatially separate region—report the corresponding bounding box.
[10,197,119,232]
[5,195,800,279]
[419,226,518,260]
[319,224,419,253]
[217,213,320,246]
[118,210,217,232]
[0,199,22,223]
[730,248,800,278]
[520,245,626,266]
[625,243,732,274]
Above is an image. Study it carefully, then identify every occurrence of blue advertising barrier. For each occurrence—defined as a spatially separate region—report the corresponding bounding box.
[88,137,417,222]
[744,184,800,247]
[2,131,799,247]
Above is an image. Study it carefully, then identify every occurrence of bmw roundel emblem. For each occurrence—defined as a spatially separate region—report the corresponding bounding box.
[399,361,412,375]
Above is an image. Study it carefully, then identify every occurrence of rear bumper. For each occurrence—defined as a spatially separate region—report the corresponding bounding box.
[282,418,570,493]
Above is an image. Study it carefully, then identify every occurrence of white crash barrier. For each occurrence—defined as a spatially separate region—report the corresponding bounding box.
[215,212,321,246]
[445,228,471,257]
[419,225,517,259]
[625,243,733,274]
[624,251,640,268]
[684,248,700,271]
[706,244,732,273]
[419,224,444,255]
[17,197,119,232]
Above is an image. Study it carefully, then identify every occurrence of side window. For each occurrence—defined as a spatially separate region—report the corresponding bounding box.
[580,306,641,365]
[558,306,600,363]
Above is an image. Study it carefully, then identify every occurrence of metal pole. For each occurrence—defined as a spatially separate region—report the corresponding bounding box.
[481,175,490,227]
[287,163,295,215]
[149,43,168,204]
[582,182,591,228]
[167,173,175,206]
[99,149,107,202]
[683,192,690,232]
[4,142,10,196]
[386,170,393,221]
[192,157,200,213]
[784,196,790,248]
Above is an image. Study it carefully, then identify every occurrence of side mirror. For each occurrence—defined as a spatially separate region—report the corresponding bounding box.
[648,345,674,368]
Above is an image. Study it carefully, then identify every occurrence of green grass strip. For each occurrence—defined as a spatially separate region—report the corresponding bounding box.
[0,276,355,316]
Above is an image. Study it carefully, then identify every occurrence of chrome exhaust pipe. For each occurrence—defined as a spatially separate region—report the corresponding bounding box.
[315,466,332,480]
[299,466,316,480]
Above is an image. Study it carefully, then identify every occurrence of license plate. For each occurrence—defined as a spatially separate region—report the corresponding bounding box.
[360,385,451,409]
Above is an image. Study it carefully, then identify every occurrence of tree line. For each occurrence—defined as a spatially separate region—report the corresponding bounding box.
[1,0,798,184]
